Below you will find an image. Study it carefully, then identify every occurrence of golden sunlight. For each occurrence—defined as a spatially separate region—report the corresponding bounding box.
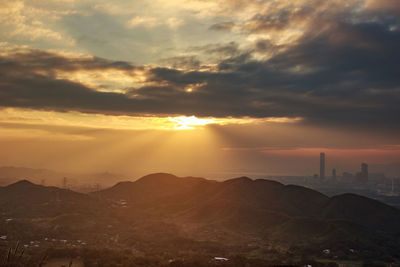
[0,108,223,130]
[169,116,216,130]
[0,108,301,132]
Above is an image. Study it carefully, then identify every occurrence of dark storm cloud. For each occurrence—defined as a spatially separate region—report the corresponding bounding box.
[254,39,281,53]
[0,49,140,73]
[1,12,400,130]
[147,19,400,128]
[0,71,129,113]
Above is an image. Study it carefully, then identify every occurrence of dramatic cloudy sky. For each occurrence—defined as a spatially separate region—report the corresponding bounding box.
[1,0,399,178]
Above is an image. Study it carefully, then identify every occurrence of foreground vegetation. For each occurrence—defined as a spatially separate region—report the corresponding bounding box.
[2,245,399,267]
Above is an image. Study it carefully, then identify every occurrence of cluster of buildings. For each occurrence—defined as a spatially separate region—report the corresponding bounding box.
[315,152,369,183]
[310,152,399,198]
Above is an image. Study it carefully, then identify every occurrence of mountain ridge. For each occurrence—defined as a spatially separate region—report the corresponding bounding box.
[1,173,399,260]
[91,173,400,233]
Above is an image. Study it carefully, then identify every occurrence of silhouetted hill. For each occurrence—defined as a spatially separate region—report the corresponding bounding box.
[323,193,400,232]
[95,173,399,234]
[98,173,327,213]
[96,173,216,204]
[0,180,88,202]
[0,180,94,217]
[1,174,400,263]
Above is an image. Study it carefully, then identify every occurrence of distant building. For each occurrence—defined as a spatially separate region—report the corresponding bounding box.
[355,163,368,183]
[320,153,325,180]
[332,168,336,181]
[361,163,368,181]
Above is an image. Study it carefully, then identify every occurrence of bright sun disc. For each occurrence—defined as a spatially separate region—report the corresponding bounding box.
[169,116,216,130]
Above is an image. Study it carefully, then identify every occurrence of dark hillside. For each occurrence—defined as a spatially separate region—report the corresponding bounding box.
[322,193,400,232]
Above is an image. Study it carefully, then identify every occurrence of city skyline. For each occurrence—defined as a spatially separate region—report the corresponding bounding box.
[0,152,395,180]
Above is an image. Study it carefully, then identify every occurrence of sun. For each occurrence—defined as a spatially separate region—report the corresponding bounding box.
[169,116,216,130]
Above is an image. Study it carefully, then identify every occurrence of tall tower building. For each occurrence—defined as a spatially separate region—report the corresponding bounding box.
[332,168,337,181]
[361,163,368,181]
[320,153,325,180]
[356,163,369,183]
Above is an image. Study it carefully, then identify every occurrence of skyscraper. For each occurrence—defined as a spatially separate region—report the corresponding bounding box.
[361,163,368,181]
[320,152,325,180]
[355,163,368,183]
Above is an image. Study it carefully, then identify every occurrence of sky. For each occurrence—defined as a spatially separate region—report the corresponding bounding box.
[0,0,400,179]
